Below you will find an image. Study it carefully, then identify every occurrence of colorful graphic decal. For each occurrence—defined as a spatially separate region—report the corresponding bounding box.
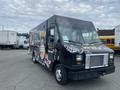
[39,31,46,60]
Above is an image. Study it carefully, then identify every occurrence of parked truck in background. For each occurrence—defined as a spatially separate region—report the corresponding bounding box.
[17,35,29,49]
[29,15,115,85]
[115,25,120,47]
[0,30,18,48]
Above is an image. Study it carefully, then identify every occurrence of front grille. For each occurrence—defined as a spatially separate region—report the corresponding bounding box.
[90,55,104,67]
[85,54,108,69]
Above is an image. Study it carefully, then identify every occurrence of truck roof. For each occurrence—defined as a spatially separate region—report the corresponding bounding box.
[0,30,17,33]
[54,15,92,23]
[30,15,93,32]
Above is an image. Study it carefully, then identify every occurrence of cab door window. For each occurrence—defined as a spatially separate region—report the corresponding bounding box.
[48,28,55,50]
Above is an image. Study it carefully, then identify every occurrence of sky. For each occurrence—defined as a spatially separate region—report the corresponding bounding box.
[0,0,120,33]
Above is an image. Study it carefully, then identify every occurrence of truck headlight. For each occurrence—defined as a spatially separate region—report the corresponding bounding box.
[76,55,82,64]
[76,55,82,61]
[109,54,114,64]
[76,55,83,64]
[109,54,114,59]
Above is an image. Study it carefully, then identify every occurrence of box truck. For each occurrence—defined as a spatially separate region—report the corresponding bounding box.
[115,25,120,47]
[29,15,115,85]
[0,30,17,48]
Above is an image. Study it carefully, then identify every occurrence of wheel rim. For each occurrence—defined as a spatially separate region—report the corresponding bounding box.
[55,68,62,81]
[32,56,36,62]
[36,56,39,61]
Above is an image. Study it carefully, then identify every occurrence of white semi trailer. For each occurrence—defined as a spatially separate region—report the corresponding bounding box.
[115,25,120,47]
[0,30,18,48]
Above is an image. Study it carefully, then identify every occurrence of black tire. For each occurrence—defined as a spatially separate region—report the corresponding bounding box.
[54,64,68,85]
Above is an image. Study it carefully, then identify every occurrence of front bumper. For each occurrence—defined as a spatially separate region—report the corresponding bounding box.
[68,66,115,80]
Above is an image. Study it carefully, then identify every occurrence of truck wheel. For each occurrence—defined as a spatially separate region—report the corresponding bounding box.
[54,64,68,85]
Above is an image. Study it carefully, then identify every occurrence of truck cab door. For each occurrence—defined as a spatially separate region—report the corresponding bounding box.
[47,28,55,61]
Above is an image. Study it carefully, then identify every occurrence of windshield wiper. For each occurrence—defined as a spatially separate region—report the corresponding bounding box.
[64,40,83,44]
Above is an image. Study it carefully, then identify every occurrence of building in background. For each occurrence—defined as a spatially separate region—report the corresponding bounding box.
[98,29,120,51]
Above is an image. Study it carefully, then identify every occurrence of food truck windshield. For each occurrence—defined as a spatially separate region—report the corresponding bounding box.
[58,21,101,44]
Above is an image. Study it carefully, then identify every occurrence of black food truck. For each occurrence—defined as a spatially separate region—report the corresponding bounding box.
[29,15,115,85]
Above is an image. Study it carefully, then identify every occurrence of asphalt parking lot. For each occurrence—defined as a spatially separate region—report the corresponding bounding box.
[0,50,119,90]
